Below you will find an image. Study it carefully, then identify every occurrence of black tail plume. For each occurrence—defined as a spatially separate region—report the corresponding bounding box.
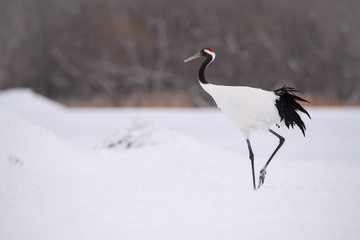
[274,86,311,136]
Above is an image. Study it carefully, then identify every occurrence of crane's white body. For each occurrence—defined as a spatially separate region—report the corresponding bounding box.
[200,83,282,138]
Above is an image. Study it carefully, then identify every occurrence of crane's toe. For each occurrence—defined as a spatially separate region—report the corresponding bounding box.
[257,169,267,189]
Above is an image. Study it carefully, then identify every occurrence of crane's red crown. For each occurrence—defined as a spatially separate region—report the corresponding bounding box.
[204,47,214,52]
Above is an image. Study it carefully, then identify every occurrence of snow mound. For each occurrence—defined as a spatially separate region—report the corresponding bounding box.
[0,88,64,114]
[0,108,105,176]
[97,117,195,149]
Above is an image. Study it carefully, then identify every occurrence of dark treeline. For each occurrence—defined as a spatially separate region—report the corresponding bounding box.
[1,0,360,106]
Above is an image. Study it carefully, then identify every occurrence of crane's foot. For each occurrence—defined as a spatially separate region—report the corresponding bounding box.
[257,169,266,189]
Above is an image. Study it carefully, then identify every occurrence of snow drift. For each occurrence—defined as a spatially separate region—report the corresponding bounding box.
[1,88,360,240]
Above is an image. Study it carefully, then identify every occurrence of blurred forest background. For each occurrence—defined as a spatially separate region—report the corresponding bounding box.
[1,0,360,106]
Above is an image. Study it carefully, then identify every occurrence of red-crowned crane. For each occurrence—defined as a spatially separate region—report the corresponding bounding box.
[184,47,311,190]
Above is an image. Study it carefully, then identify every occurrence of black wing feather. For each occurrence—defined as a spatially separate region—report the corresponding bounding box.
[274,86,311,136]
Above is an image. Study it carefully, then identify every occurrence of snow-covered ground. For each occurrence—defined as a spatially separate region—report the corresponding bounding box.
[0,88,359,240]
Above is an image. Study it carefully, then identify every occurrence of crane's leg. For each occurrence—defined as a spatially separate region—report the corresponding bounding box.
[257,129,285,189]
[246,139,257,190]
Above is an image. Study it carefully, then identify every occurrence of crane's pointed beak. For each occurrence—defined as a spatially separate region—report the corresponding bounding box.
[184,52,202,62]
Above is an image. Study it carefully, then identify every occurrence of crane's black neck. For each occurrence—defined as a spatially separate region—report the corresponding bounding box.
[198,55,213,84]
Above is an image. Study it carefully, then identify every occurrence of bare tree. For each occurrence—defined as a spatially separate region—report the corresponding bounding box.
[0,0,359,105]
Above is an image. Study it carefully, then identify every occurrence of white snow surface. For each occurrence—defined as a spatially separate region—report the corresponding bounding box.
[0,88,360,240]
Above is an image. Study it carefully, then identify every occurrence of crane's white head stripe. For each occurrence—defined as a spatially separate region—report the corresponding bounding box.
[203,49,216,63]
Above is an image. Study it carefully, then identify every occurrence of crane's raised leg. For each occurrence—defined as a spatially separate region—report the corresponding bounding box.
[257,129,285,189]
[246,139,257,190]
